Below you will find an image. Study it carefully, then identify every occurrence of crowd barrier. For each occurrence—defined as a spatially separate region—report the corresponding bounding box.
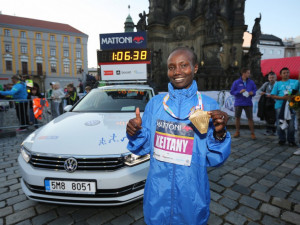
[203,90,262,122]
[0,98,52,131]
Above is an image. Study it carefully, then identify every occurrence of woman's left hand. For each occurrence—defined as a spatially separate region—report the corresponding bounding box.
[208,110,228,135]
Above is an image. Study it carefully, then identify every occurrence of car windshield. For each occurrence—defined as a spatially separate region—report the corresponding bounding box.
[72,88,153,112]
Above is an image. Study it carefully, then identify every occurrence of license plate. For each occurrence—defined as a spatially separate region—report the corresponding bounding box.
[45,180,96,194]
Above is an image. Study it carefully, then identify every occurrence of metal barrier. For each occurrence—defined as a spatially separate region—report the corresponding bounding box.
[0,98,52,131]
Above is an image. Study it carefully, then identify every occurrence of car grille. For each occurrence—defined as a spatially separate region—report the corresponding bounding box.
[29,154,125,171]
[24,180,146,198]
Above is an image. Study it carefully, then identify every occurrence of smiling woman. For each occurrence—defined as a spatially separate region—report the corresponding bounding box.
[167,47,198,89]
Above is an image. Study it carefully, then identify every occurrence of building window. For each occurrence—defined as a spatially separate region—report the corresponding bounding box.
[270,50,273,54]
[261,49,265,54]
[36,47,42,55]
[50,48,56,56]
[51,63,57,73]
[36,33,41,39]
[50,35,55,41]
[76,65,82,74]
[4,29,10,36]
[76,51,81,58]
[76,38,81,44]
[21,46,27,54]
[5,61,12,71]
[297,51,300,56]
[64,50,69,57]
[287,52,291,57]
[20,31,26,38]
[64,64,70,73]
[278,50,281,55]
[5,44,12,53]
[63,36,68,43]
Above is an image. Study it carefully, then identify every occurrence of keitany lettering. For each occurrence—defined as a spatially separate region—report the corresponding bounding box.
[155,135,188,153]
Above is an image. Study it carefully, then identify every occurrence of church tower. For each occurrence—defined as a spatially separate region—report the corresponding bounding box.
[124,5,134,32]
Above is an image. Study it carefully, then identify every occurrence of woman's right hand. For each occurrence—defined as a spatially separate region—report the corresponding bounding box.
[126,107,142,136]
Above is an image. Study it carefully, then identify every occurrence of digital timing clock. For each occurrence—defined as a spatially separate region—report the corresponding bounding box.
[97,49,151,65]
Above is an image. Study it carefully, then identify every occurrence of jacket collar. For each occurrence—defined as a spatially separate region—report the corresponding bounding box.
[168,80,198,100]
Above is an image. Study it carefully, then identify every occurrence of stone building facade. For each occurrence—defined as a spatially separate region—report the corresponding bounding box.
[146,0,247,91]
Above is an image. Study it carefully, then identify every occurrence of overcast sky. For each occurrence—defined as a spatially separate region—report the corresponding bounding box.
[1,0,299,68]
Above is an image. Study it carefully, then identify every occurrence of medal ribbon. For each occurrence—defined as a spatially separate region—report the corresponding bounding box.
[163,91,203,119]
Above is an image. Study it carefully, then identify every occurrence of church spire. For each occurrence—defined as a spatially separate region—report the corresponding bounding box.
[124,5,134,32]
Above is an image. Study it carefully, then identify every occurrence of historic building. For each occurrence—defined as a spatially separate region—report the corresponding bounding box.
[146,0,247,91]
[258,34,285,60]
[0,14,88,92]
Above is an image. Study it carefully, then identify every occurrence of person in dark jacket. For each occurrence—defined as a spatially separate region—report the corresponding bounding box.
[230,67,257,140]
[257,72,277,135]
[65,83,79,106]
[0,75,29,131]
[126,47,231,225]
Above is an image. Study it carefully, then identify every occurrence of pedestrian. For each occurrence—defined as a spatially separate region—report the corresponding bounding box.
[271,67,298,146]
[27,86,42,128]
[65,83,79,106]
[47,82,55,116]
[257,72,277,135]
[126,47,231,225]
[0,75,29,131]
[51,82,65,119]
[230,67,257,140]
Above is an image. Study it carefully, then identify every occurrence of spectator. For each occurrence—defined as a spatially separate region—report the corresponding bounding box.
[51,83,65,119]
[65,83,79,106]
[230,67,257,140]
[126,47,231,225]
[257,72,277,135]
[0,75,29,131]
[271,67,298,146]
[27,86,43,128]
[47,82,55,116]
[85,86,91,95]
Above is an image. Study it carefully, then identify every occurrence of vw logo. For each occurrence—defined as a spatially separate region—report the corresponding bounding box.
[64,158,78,173]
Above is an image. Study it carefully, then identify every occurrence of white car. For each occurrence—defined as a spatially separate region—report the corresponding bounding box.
[18,84,154,206]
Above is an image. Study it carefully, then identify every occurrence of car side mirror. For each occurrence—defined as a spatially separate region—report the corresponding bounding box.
[64,105,73,112]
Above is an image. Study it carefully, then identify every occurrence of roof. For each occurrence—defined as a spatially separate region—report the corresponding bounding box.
[260,34,284,46]
[261,56,300,79]
[0,14,86,35]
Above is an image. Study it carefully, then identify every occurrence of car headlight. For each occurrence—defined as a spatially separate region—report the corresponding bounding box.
[124,153,150,166]
[21,145,31,163]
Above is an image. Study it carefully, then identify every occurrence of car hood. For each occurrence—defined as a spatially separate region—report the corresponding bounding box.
[23,112,139,156]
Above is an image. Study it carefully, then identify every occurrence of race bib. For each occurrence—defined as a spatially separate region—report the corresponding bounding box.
[153,120,194,166]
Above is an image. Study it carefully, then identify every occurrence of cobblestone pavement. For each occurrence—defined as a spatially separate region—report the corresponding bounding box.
[0,128,300,225]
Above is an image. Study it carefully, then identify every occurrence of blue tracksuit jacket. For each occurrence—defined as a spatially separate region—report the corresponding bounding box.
[127,81,231,225]
[230,77,257,106]
[0,81,28,101]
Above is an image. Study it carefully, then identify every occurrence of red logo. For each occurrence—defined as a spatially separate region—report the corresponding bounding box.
[182,126,193,132]
[133,36,144,44]
[104,70,113,75]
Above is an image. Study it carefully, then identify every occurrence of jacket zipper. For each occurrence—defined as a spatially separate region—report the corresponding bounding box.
[170,163,175,225]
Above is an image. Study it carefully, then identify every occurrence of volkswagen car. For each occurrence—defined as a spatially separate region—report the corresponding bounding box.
[18,84,154,206]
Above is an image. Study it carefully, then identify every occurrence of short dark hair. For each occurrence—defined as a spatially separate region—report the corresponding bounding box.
[241,67,250,74]
[67,83,74,88]
[11,75,19,80]
[268,71,276,77]
[280,67,289,74]
[168,47,198,66]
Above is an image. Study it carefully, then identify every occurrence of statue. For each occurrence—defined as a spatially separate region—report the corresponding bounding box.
[135,11,147,31]
[250,13,261,54]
